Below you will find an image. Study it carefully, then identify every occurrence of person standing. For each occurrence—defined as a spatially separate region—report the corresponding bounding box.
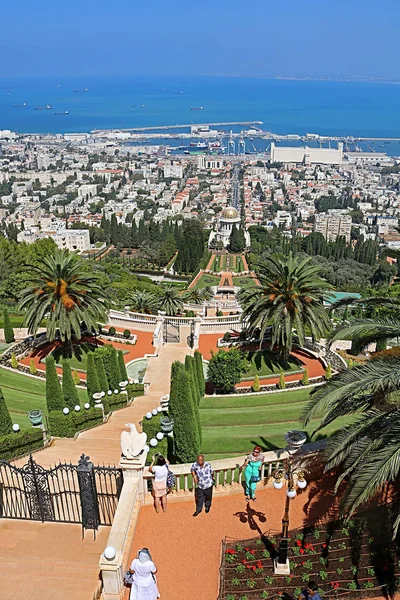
[148,454,169,513]
[242,445,265,501]
[128,548,160,600]
[191,454,214,516]
[298,580,322,600]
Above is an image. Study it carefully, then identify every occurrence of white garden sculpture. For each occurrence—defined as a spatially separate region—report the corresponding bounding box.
[120,423,148,459]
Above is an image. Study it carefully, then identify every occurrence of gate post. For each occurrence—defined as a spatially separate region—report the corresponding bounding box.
[77,454,100,534]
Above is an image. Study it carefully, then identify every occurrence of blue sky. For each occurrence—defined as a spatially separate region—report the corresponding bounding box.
[1,0,399,78]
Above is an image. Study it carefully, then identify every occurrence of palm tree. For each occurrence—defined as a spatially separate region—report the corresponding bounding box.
[129,290,158,314]
[238,252,330,360]
[19,249,108,344]
[184,286,213,305]
[158,285,183,316]
[302,355,400,534]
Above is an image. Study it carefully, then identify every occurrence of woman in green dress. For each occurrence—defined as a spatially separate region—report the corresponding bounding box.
[242,446,265,501]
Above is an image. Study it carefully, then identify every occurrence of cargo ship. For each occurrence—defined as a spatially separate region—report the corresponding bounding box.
[34,105,52,110]
[190,106,203,110]
[13,102,27,107]
[73,88,88,92]
[55,111,69,115]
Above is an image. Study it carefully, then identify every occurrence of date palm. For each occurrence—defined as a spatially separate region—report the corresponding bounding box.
[184,286,213,305]
[18,249,107,343]
[238,252,330,360]
[158,285,183,316]
[129,289,158,314]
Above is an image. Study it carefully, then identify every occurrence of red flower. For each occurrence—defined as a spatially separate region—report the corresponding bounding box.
[252,566,257,572]
[242,559,247,564]
[301,561,305,566]
[296,540,302,547]
[245,547,250,551]
[299,549,305,555]
[278,592,283,596]
[322,543,327,548]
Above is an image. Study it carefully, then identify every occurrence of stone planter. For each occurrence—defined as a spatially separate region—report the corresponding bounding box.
[28,410,43,427]
[160,417,174,433]
[284,430,307,454]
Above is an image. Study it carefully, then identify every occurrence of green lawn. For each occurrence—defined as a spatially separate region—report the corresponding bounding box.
[0,367,88,430]
[234,276,258,289]
[194,274,220,290]
[200,388,354,460]
[243,349,302,378]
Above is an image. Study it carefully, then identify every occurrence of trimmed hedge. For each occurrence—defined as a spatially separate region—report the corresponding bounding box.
[3,308,15,344]
[0,429,44,461]
[127,383,145,398]
[48,407,104,438]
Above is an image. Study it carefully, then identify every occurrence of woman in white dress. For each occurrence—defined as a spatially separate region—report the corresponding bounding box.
[129,548,160,600]
[148,454,169,513]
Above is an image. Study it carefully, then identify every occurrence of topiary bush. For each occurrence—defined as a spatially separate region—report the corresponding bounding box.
[142,413,168,463]
[62,361,80,410]
[117,350,128,381]
[325,363,332,380]
[252,375,260,392]
[127,383,145,399]
[72,369,81,385]
[29,359,38,375]
[223,331,231,342]
[86,351,100,402]
[73,407,103,432]
[123,329,131,339]
[278,371,286,389]
[46,355,64,411]
[10,353,18,369]
[48,410,75,438]
[108,326,116,336]
[301,367,309,386]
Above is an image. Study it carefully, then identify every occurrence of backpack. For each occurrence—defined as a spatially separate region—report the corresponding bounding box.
[167,469,176,488]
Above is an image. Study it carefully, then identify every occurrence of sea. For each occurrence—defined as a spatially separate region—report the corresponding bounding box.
[1,74,400,155]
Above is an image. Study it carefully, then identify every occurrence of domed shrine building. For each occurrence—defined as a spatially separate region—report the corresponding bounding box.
[208,206,250,248]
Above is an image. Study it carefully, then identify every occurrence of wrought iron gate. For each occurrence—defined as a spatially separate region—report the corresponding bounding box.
[163,319,180,343]
[0,454,123,533]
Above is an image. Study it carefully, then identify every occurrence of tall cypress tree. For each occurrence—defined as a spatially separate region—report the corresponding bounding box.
[86,351,101,402]
[46,355,64,412]
[169,364,200,463]
[194,351,205,397]
[109,347,122,389]
[0,388,12,436]
[117,350,128,381]
[3,308,15,344]
[94,352,109,391]
[62,360,79,410]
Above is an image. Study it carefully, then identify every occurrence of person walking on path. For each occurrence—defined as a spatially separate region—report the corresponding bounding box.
[242,446,265,501]
[149,454,169,513]
[128,548,160,600]
[191,454,214,517]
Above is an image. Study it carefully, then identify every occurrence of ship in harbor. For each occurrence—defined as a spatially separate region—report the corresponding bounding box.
[55,111,69,115]
[34,105,52,110]
[190,106,203,110]
[183,141,224,154]
[73,88,88,92]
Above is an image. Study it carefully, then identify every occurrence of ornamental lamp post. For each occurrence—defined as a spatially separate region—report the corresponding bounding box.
[272,430,308,575]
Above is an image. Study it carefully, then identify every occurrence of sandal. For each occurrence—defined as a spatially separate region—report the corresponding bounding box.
[245,495,250,501]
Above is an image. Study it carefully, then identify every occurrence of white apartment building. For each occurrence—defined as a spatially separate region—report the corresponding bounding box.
[52,229,90,252]
[163,163,183,179]
[274,210,293,229]
[314,211,352,243]
[78,184,97,198]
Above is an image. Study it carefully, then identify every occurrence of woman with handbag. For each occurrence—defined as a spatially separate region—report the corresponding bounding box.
[149,454,169,513]
[242,446,265,501]
[125,548,160,600]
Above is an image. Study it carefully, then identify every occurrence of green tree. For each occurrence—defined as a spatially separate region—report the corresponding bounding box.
[62,360,79,410]
[169,362,200,463]
[72,369,81,385]
[3,308,15,343]
[238,252,330,361]
[46,355,64,411]
[94,353,109,391]
[29,358,37,375]
[158,285,183,316]
[0,388,12,436]
[86,351,100,402]
[301,367,309,386]
[229,224,246,253]
[10,353,18,369]
[117,350,128,381]
[18,249,108,352]
[207,348,248,393]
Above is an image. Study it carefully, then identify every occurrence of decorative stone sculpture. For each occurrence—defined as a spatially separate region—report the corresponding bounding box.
[121,423,148,459]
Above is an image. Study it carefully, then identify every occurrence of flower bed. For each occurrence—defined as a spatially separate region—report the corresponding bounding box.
[220,517,399,600]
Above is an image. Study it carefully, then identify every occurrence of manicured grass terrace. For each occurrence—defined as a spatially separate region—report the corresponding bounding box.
[0,366,88,430]
[200,387,353,460]
[243,349,302,377]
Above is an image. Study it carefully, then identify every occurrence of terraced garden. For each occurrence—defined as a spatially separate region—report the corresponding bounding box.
[200,388,353,460]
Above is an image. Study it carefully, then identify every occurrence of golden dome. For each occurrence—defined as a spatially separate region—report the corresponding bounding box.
[220,206,239,219]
